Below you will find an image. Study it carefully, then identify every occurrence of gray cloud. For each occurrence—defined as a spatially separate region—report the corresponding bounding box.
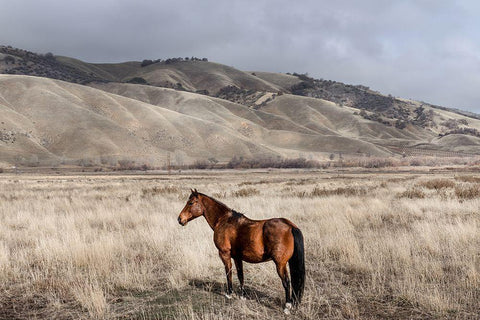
[1,0,479,112]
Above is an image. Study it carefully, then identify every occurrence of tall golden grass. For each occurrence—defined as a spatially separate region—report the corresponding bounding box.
[0,171,478,319]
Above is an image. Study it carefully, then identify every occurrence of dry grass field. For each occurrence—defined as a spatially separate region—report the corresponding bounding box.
[0,168,479,319]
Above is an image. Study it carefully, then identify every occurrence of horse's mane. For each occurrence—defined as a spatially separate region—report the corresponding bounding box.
[197,192,244,217]
[197,192,230,210]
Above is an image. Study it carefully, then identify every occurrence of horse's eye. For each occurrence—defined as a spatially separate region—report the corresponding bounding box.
[188,202,193,206]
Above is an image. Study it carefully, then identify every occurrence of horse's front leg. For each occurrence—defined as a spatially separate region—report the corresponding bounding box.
[219,250,233,298]
[234,258,246,299]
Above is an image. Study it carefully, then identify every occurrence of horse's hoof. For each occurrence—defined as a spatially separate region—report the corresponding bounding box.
[225,293,233,299]
[240,295,246,300]
[284,302,293,314]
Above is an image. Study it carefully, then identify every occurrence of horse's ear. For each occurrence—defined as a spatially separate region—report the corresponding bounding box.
[191,188,198,196]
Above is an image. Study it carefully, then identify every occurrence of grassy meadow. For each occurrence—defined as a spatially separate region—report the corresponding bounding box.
[0,169,479,319]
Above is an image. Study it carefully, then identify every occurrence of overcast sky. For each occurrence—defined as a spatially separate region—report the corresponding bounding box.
[1,0,479,112]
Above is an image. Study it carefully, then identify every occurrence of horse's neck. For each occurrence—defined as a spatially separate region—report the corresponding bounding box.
[200,195,230,230]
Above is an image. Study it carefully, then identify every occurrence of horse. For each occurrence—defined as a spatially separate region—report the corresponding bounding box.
[177,189,305,314]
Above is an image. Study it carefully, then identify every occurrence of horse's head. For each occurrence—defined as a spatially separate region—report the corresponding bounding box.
[178,189,204,226]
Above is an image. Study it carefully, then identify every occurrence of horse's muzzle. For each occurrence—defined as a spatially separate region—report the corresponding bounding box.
[178,216,186,226]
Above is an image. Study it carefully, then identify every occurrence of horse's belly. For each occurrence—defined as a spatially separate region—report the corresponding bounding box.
[239,247,269,263]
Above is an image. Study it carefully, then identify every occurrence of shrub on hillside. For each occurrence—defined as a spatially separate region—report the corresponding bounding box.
[127,77,148,84]
[439,127,480,138]
[44,52,55,60]
[4,55,15,64]
[141,59,154,67]
[195,89,209,95]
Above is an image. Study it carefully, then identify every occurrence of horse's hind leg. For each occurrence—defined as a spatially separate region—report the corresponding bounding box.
[234,258,246,299]
[275,260,292,313]
[219,250,233,298]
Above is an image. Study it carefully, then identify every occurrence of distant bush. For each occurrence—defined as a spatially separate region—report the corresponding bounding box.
[363,157,396,168]
[395,120,407,129]
[115,160,154,171]
[290,81,315,94]
[141,59,154,67]
[179,155,480,171]
[441,119,460,130]
[231,187,260,197]
[4,55,15,64]
[225,156,319,169]
[299,186,369,198]
[439,127,480,138]
[195,89,209,95]
[455,184,480,200]
[141,185,180,197]
[397,188,425,199]
[417,179,455,190]
[189,160,209,169]
[127,77,148,84]
[44,52,55,60]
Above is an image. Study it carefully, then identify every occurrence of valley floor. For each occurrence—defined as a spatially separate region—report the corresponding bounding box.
[0,169,479,319]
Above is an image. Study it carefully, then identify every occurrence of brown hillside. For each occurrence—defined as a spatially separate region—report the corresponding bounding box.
[56,56,282,95]
[92,82,394,157]
[0,75,282,167]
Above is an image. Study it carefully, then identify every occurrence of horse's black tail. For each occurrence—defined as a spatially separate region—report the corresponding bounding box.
[289,227,305,306]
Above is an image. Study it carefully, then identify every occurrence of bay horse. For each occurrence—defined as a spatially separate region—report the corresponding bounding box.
[177,189,305,313]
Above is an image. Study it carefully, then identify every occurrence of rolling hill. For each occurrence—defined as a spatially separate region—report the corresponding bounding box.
[1,45,479,168]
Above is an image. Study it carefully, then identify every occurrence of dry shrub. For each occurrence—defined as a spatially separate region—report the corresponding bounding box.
[334,157,399,168]
[231,187,260,197]
[188,160,211,169]
[298,186,368,198]
[454,184,480,200]
[417,179,455,190]
[455,176,480,183]
[362,157,398,168]
[237,181,255,186]
[397,188,426,199]
[212,192,227,198]
[141,185,180,197]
